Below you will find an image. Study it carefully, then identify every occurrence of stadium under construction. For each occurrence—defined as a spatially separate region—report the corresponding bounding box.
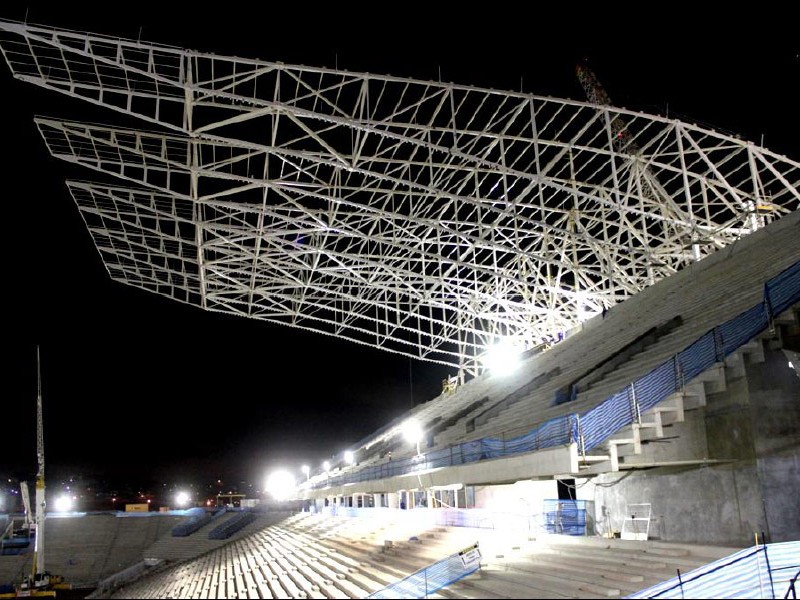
[1,19,798,599]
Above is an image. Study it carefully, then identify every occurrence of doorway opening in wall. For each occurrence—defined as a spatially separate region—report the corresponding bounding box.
[557,478,576,500]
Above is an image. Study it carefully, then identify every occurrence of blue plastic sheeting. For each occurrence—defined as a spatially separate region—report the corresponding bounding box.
[208,511,256,540]
[368,546,480,598]
[542,499,588,535]
[767,261,800,315]
[627,541,800,599]
[718,304,768,357]
[171,507,219,537]
[313,260,800,489]
[581,389,629,452]
[637,360,678,414]
[677,331,717,382]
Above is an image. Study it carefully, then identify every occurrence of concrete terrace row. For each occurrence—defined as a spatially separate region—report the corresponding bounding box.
[109,510,742,599]
[316,209,800,483]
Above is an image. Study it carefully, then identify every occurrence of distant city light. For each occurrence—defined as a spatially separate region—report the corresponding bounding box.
[54,495,74,512]
[482,339,524,376]
[344,450,355,465]
[265,470,296,501]
[175,491,191,507]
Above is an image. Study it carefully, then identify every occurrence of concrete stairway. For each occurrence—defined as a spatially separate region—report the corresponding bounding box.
[571,305,794,476]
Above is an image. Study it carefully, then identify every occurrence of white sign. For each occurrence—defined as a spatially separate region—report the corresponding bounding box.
[458,543,481,570]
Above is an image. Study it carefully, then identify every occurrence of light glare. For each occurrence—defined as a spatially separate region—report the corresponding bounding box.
[482,339,523,376]
[402,419,423,445]
[175,491,190,507]
[54,495,73,512]
[265,470,296,501]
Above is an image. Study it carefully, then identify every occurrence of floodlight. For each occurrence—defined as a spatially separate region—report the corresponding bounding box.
[344,450,355,465]
[54,495,74,512]
[301,465,310,480]
[482,339,523,376]
[322,461,331,472]
[402,419,424,456]
[175,491,191,507]
[265,470,296,501]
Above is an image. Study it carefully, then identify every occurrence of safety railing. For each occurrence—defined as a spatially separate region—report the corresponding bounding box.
[367,542,482,599]
[627,540,800,599]
[312,260,799,489]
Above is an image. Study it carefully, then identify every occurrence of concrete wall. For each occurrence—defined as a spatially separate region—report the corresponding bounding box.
[748,348,800,542]
[576,462,767,545]
[577,345,800,545]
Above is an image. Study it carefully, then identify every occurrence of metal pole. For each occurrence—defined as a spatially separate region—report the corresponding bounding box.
[755,535,766,599]
[763,535,776,599]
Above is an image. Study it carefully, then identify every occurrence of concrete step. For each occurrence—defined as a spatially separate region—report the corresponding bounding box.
[693,362,727,393]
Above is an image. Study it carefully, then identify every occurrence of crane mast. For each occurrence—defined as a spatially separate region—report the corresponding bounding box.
[575,63,637,152]
[32,346,46,578]
[576,62,706,264]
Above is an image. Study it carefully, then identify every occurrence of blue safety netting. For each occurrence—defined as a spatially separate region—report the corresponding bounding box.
[368,544,481,598]
[542,499,589,535]
[315,260,799,488]
[627,541,800,599]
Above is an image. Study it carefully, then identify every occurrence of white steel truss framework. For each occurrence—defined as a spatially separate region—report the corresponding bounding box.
[2,21,798,376]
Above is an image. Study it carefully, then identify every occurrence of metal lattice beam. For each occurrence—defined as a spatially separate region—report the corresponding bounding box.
[2,20,798,375]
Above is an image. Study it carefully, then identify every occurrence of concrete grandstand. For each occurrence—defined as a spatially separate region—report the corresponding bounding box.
[1,18,799,599]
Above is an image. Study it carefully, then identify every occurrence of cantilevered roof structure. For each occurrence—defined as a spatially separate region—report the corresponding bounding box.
[1,20,798,375]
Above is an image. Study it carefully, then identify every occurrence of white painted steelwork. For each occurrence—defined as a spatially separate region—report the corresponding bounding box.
[1,21,797,375]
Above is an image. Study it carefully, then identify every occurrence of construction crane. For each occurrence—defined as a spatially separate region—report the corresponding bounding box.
[29,345,48,588]
[576,62,636,151]
[1,348,69,598]
[576,61,708,264]
[576,62,765,253]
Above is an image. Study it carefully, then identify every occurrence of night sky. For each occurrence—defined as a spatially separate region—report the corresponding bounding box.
[2,5,797,490]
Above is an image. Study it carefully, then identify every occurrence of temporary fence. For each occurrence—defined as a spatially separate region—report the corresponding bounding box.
[627,540,800,599]
[367,542,482,599]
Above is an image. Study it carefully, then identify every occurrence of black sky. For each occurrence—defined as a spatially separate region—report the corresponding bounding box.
[2,4,798,488]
